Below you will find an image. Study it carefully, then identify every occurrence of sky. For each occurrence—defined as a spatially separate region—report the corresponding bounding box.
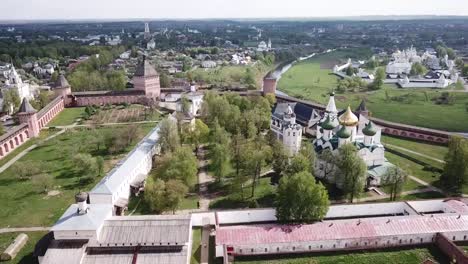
[2,0,468,20]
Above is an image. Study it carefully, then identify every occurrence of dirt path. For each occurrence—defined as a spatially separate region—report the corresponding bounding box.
[0,227,50,234]
[197,147,215,211]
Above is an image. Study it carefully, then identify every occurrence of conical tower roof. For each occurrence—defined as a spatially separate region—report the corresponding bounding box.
[18,98,36,113]
[325,92,337,113]
[54,74,70,89]
[135,56,159,77]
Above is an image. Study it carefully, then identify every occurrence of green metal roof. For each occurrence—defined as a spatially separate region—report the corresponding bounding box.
[363,122,378,136]
[336,126,351,138]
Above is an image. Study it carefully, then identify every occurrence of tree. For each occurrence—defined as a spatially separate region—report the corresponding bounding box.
[159,73,171,88]
[210,143,230,181]
[436,45,447,58]
[319,149,335,179]
[50,71,59,83]
[276,171,330,223]
[410,62,427,76]
[165,179,189,214]
[244,138,272,197]
[370,68,385,90]
[463,65,468,77]
[32,173,53,194]
[300,141,316,174]
[11,161,41,180]
[446,48,456,60]
[441,136,468,194]
[2,90,20,114]
[144,178,167,213]
[244,68,256,89]
[381,166,407,201]
[285,154,309,176]
[271,141,289,176]
[156,146,198,188]
[186,119,210,151]
[335,144,367,203]
[96,156,105,176]
[73,153,98,178]
[345,66,356,76]
[158,118,180,154]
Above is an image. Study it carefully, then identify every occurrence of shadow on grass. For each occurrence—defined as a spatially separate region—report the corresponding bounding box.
[235,245,449,264]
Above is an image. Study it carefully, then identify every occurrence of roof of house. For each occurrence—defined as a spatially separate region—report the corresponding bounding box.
[41,240,88,264]
[90,125,160,196]
[216,200,468,246]
[51,203,113,231]
[88,215,192,247]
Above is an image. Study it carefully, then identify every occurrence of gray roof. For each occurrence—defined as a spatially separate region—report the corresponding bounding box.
[89,215,192,247]
[82,252,188,264]
[51,204,113,231]
[18,98,36,113]
[135,57,159,77]
[42,240,87,264]
[90,125,160,195]
[54,74,70,89]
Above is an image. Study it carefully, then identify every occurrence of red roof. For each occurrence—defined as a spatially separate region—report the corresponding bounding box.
[217,214,468,246]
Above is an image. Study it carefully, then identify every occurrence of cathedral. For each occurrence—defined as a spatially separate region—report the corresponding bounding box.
[1,65,33,113]
[313,93,394,188]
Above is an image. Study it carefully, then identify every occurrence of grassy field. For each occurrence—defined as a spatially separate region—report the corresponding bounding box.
[47,107,85,126]
[277,52,468,132]
[381,135,448,162]
[0,130,52,168]
[0,231,47,264]
[0,124,155,228]
[234,246,448,264]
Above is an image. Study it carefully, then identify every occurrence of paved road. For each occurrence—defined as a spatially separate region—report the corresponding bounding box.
[0,227,50,234]
[385,143,445,164]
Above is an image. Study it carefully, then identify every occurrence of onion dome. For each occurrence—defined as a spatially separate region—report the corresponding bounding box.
[320,116,338,130]
[362,122,377,136]
[336,126,351,139]
[75,192,88,203]
[338,106,359,126]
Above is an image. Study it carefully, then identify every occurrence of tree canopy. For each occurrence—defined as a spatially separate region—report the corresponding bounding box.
[335,143,367,202]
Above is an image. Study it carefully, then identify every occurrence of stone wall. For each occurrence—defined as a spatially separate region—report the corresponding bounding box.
[0,96,65,160]
[434,233,468,263]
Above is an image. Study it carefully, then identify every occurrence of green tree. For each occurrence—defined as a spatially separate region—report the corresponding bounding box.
[210,143,230,181]
[446,48,456,60]
[96,156,105,176]
[442,136,468,194]
[370,68,385,90]
[158,118,180,154]
[285,154,309,176]
[300,141,316,174]
[244,68,256,89]
[271,141,289,176]
[186,119,210,151]
[156,146,198,188]
[244,138,272,197]
[73,153,98,178]
[32,173,53,194]
[276,171,330,223]
[50,71,59,83]
[319,149,335,179]
[11,161,41,180]
[436,45,447,58]
[165,179,189,214]
[335,144,367,203]
[381,166,408,201]
[2,90,21,113]
[159,73,171,88]
[410,62,427,76]
[144,178,167,213]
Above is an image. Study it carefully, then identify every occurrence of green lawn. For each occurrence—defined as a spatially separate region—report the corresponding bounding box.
[0,124,155,227]
[385,152,442,186]
[381,135,448,162]
[209,177,276,209]
[278,51,468,132]
[191,228,202,264]
[0,231,47,264]
[47,107,85,126]
[0,130,52,168]
[235,246,448,264]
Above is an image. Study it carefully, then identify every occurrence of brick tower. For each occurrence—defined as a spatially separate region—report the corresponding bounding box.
[17,99,40,138]
[133,56,161,99]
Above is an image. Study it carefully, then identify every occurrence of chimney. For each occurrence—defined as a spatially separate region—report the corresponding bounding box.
[75,192,89,215]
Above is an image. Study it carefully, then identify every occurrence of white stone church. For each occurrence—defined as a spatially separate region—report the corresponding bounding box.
[313,93,394,188]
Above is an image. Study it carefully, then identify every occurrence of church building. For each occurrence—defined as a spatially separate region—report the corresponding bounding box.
[270,104,303,156]
[313,93,394,188]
